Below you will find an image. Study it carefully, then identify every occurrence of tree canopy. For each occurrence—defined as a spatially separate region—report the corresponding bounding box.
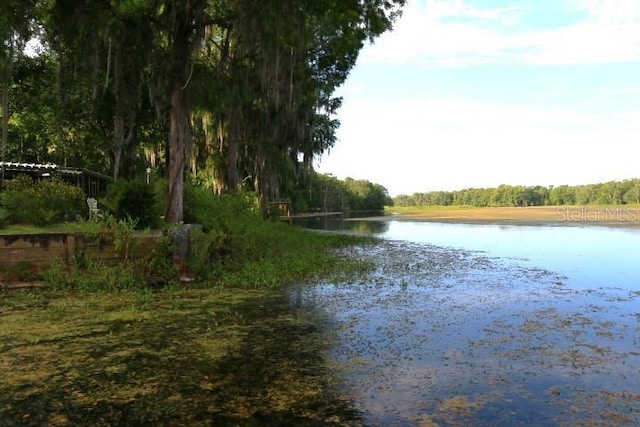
[301,173,392,213]
[1,0,405,220]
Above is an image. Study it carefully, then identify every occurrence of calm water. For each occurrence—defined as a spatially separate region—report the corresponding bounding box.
[380,221,640,290]
[292,220,640,426]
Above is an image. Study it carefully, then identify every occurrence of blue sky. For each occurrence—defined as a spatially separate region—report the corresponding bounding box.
[316,0,640,196]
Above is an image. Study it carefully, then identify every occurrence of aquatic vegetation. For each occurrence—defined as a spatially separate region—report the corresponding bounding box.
[300,240,640,426]
[0,287,363,425]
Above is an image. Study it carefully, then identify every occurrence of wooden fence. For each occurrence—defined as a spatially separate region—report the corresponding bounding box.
[0,233,162,282]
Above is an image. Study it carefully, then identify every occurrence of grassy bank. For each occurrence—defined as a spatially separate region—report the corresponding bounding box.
[384,205,640,227]
[0,191,376,425]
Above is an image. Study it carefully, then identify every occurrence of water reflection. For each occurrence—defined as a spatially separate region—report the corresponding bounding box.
[293,222,640,426]
[380,221,640,290]
[346,220,389,234]
[291,213,389,234]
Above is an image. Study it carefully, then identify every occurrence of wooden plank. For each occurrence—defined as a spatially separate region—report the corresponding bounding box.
[284,212,343,219]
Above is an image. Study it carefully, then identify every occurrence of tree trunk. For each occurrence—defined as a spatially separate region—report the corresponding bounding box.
[113,114,124,180]
[162,0,204,223]
[225,110,240,192]
[166,83,187,223]
[1,70,8,186]
[56,52,65,165]
[1,37,13,188]
[255,147,270,218]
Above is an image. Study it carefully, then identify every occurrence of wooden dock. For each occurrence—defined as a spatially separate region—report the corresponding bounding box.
[282,211,343,219]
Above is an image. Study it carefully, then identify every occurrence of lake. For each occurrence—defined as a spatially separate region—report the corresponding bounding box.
[292,220,640,426]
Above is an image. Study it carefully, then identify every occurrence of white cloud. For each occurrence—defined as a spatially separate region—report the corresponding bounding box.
[607,87,640,94]
[360,0,640,67]
[570,0,640,25]
[320,1,640,195]
[318,96,640,195]
[419,0,522,24]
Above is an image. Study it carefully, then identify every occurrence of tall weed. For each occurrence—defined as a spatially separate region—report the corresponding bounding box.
[44,259,143,292]
[45,217,171,291]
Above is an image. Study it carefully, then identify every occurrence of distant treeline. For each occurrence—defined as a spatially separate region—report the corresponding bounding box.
[394,179,640,207]
[298,173,392,213]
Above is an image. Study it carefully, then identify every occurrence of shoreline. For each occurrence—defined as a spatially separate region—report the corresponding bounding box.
[360,206,640,228]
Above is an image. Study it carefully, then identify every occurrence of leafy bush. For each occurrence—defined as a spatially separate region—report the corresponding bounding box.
[101,179,161,229]
[39,179,87,220]
[179,184,375,284]
[182,185,262,266]
[0,208,7,229]
[184,184,259,229]
[186,225,230,275]
[1,175,85,226]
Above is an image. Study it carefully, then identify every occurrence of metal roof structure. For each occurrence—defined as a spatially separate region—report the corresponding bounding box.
[0,162,112,197]
[0,161,57,174]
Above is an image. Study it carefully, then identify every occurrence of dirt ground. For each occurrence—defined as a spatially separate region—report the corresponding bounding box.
[385,206,640,227]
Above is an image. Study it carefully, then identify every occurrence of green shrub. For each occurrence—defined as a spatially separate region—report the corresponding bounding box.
[182,184,213,226]
[186,226,230,276]
[182,185,263,265]
[0,207,7,229]
[1,175,85,226]
[3,174,33,191]
[101,179,161,229]
[2,176,39,224]
[39,179,86,221]
[179,184,376,284]
[184,184,259,229]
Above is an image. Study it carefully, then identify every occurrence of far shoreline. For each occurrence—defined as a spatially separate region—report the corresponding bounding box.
[356,205,640,229]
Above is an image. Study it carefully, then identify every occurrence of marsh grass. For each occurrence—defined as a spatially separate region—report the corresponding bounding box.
[0,286,362,426]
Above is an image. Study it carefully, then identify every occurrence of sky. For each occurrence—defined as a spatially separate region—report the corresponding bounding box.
[315,0,640,196]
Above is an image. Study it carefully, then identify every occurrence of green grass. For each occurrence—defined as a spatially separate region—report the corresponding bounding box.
[1,220,154,236]
[1,223,71,234]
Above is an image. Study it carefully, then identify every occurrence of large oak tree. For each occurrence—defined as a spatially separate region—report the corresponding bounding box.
[3,0,405,221]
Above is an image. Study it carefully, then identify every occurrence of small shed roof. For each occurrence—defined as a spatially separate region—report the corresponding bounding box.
[0,162,111,179]
[0,162,112,198]
[0,162,58,174]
